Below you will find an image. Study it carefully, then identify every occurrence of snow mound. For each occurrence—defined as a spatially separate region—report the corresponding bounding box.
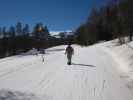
[22,48,39,55]
[101,40,133,94]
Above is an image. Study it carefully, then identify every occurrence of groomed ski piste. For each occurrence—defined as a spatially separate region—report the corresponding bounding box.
[0,40,133,100]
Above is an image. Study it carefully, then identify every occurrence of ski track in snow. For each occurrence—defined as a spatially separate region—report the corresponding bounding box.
[0,45,132,100]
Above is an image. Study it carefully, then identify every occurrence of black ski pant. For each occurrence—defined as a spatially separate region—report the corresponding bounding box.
[67,54,72,64]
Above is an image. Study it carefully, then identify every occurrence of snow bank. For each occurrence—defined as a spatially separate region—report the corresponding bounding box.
[101,40,133,93]
[21,48,39,55]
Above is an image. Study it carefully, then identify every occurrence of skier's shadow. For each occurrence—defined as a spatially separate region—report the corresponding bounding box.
[71,63,96,67]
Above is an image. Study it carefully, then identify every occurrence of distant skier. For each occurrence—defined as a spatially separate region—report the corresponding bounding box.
[40,49,45,62]
[65,44,74,65]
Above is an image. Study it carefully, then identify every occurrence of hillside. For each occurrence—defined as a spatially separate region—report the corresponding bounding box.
[0,41,133,100]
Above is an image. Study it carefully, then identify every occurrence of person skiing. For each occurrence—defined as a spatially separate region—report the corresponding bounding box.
[65,43,74,65]
[40,49,45,62]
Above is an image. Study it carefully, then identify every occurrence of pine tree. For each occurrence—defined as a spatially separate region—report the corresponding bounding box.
[2,27,7,38]
[32,23,49,39]
[16,22,23,36]
[9,26,16,37]
[23,24,30,35]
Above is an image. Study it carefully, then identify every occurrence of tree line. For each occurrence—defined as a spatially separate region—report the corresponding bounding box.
[0,22,74,58]
[75,0,133,45]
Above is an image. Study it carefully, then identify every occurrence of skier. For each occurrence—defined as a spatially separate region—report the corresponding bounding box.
[40,49,45,62]
[65,44,74,65]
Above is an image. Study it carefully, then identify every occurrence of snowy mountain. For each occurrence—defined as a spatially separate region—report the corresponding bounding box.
[50,30,73,38]
[0,40,133,100]
[50,30,72,36]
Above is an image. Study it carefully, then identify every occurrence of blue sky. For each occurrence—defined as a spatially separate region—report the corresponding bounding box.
[0,0,106,31]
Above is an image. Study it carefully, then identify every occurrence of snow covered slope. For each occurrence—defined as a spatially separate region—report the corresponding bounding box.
[0,42,132,100]
[101,41,133,95]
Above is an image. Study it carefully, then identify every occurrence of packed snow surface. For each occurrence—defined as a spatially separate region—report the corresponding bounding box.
[0,42,133,100]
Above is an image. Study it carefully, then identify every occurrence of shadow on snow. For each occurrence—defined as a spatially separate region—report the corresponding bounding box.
[71,63,96,67]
